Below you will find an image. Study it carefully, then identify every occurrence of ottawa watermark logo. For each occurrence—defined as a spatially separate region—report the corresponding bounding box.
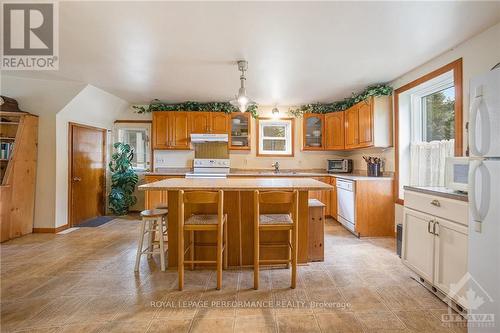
[442,272,496,329]
[1,1,58,70]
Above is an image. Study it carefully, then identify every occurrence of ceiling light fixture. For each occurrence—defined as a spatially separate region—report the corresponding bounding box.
[272,106,280,118]
[230,60,256,113]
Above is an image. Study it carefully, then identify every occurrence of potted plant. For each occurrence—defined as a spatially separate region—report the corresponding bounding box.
[108,142,139,215]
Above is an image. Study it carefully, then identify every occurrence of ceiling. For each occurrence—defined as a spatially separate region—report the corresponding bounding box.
[5,1,500,105]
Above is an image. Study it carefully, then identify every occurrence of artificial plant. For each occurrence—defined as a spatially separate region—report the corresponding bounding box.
[108,142,139,215]
[133,99,259,118]
[288,84,393,117]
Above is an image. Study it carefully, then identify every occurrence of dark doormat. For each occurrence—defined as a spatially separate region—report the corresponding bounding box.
[78,216,115,227]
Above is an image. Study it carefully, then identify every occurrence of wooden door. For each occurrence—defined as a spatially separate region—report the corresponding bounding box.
[170,112,190,149]
[325,112,345,150]
[152,112,170,149]
[189,112,211,134]
[303,114,324,150]
[345,106,359,149]
[69,123,106,226]
[433,217,468,303]
[357,100,373,148]
[210,113,230,134]
[229,113,251,150]
[402,208,435,282]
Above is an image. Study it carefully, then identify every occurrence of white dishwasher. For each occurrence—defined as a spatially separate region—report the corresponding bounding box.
[336,179,358,236]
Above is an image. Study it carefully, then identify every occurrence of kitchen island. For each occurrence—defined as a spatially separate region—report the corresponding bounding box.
[139,177,332,268]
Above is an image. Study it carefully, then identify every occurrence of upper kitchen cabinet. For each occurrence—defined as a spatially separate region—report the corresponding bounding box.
[230,112,251,150]
[189,112,229,134]
[324,112,345,150]
[345,96,392,150]
[303,114,324,150]
[152,111,190,150]
[189,112,211,134]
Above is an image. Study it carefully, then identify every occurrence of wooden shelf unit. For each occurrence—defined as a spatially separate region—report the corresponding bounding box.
[0,111,38,242]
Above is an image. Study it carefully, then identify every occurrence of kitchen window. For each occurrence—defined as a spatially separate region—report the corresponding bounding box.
[394,59,463,203]
[257,118,294,156]
[114,121,151,171]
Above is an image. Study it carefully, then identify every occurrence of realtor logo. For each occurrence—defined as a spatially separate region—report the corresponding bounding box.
[1,1,58,70]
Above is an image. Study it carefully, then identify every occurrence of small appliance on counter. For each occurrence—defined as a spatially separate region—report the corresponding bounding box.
[187,133,230,178]
[327,159,353,173]
[444,156,469,192]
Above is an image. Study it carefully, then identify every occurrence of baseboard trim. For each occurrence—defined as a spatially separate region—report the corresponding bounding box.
[33,224,69,234]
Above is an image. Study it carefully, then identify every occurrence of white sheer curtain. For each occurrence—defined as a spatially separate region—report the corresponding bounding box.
[410,139,454,187]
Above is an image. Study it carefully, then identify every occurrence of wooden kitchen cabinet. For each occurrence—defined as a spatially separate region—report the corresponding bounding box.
[211,112,230,134]
[303,114,324,150]
[144,175,184,209]
[345,105,360,149]
[189,112,229,134]
[189,112,211,134]
[152,112,189,150]
[324,112,345,150]
[344,96,392,150]
[308,177,333,217]
[152,112,170,149]
[230,112,251,150]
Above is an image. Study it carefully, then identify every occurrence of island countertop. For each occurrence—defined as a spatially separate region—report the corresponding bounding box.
[139,177,334,191]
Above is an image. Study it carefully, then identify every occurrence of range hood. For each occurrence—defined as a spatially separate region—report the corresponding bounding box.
[190,133,228,143]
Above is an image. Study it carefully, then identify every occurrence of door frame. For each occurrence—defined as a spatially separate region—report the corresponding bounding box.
[68,122,107,227]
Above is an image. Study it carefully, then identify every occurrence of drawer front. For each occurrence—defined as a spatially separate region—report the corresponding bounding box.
[404,190,468,226]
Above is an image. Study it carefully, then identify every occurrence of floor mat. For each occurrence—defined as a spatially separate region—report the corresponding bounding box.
[77,216,115,227]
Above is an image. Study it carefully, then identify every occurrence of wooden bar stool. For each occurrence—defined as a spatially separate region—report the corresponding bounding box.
[178,190,227,290]
[253,190,298,289]
[135,209,168,272]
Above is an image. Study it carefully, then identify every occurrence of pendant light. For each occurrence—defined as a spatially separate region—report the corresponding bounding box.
[230,60,256,112]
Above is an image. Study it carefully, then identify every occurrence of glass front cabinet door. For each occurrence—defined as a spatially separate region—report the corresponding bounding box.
[303,114,324,150]
[230,113,251,150]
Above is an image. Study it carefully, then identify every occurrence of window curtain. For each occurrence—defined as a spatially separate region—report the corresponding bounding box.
[410,139,454,187]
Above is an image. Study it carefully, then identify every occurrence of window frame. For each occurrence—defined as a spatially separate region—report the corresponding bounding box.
[113,120,152,172]
[256,117,295,157]
[394,58,463,204]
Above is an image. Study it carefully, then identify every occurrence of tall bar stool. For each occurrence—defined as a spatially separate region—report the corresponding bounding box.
[253,190,298,289]
[135,209,168,272]
[178,190,227,290]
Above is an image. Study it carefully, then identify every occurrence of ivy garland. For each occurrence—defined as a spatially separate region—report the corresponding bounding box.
[288,84,393,118]
[133,99,259,118]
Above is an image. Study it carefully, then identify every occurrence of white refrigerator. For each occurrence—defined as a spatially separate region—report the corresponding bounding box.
[468,67,500,332]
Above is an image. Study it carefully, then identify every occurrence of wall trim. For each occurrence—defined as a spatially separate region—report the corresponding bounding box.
[33,224,69,234]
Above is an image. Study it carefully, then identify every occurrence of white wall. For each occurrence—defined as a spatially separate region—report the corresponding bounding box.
[55,85,129,227]
[1,75,85,228]
[393,22,500,225]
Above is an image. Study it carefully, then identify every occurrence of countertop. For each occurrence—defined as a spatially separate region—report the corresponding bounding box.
[404,186,468,202]
[146,168,393,181]
[139,177,334,191]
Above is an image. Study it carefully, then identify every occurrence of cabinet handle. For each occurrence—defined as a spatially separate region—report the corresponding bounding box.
[433,221,440,236]
[430,199,441,207]
[427,220,433,234]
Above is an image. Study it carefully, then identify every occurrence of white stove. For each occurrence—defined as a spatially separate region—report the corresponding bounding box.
[187,158,230,178]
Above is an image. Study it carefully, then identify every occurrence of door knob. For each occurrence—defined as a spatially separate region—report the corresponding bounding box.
[430,200,441,207]
[73,177,82,182]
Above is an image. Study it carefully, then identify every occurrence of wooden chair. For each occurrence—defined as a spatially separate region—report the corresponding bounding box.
[178,190,227,290]
[253,190,298,289]
[135,209,168,272]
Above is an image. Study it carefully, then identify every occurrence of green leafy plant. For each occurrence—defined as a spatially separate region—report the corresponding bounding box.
[133,100,259,118]
[108,142,139,215]
[288,84,393,118]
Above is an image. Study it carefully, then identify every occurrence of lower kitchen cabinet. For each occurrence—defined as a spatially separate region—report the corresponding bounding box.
[144,175,183,209]
[402,189,468,309]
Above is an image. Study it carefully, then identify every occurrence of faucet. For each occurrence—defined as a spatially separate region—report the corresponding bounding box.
[272,161,280,173]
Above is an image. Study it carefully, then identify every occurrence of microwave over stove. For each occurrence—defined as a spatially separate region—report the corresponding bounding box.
[327,159,353,173]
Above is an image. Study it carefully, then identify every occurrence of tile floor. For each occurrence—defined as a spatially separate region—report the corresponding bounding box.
[0,218,467,333]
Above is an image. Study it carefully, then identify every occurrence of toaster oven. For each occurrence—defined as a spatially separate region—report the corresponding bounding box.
[327,159,353,173]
